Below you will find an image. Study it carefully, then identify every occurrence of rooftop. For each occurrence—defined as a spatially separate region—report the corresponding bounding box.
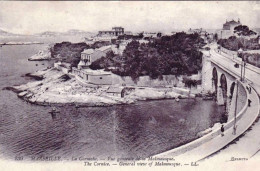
[97,45,111,52]
[106,86,124,93]
[82,48,94,54]
[224,19,240,25]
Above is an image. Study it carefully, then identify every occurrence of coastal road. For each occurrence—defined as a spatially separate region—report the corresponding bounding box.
[201,44,260,162]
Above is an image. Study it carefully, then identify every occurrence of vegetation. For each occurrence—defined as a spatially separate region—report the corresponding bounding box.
[117,33,144,40]
[242,53,260,68]
[217,36,260,51]
[91,32,205,81]
[50,41,111,68]
[234,25,257,36]
[91,41,111,49]
[218,25,259,51]
[182,77,198,89]
[50,42,90,67]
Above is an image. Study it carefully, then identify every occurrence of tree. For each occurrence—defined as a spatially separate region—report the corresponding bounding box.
[50,42,90,67]
[87,32,204,81]
[234,25,257,36]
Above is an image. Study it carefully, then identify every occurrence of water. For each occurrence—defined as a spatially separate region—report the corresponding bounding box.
[0,37,224,160]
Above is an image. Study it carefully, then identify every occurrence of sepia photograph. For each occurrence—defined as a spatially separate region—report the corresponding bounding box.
[0,1,260,170]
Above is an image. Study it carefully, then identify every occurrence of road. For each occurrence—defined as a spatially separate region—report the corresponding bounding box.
[209,44,260,95]
[202,44,260,162]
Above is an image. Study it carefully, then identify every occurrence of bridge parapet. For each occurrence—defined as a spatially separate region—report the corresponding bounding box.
[154,80,250,158]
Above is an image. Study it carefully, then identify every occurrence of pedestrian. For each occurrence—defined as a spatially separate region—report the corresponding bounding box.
[249,86,252,94]
[248,99,252,107]
[221,124,224,137]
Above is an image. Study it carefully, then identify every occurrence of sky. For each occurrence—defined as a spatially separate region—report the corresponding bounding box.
[0,1,259,35]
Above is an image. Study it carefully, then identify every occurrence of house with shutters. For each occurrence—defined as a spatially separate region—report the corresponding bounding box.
[77,45,112,69]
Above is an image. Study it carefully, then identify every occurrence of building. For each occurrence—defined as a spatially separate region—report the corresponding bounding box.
[78,46,112,69]
[188,28,205,34]
[219,19,241,39]
[72,68,113,85]
[223,19,241,31]
[188,28,213,43]
[143,32,159,39]
[106,86,124,97]
[98,27,124,37]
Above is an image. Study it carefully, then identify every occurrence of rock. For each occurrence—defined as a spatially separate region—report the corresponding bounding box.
[28,46,51,61]
[18,91,27,97]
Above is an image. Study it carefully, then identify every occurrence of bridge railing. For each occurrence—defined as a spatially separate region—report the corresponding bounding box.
[214,47,260,75]
[154,80,249,158]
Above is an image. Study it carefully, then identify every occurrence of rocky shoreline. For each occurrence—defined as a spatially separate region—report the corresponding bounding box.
[0,41,43,46]
[28,46,52,61]
[5,67,194,107]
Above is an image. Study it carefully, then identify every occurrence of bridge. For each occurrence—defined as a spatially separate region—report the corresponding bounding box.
[154,43,260,162]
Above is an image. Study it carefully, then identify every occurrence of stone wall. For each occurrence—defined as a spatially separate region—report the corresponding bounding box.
[111,74,185,87]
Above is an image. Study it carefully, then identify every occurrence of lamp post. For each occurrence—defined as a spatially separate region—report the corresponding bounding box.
[237,48,244,81]
[243,55,246,82]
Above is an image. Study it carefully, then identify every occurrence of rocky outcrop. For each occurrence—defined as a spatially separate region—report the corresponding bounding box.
[28,46,51,61]
[7,68,194,107]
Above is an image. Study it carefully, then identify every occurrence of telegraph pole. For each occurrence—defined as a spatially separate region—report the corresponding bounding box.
[240,61,243,81]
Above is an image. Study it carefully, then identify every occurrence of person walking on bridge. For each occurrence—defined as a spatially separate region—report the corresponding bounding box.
[248,99,252,107]
[249,86,252,94]
[221,124,225,137]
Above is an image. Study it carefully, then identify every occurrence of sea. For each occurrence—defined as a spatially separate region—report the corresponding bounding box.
[0,35,224,160]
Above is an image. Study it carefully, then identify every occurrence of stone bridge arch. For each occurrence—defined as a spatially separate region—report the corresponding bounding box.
[220,74,227,102]
[230,82,236,99]
[211,64,237,115]
[212,67,218,97]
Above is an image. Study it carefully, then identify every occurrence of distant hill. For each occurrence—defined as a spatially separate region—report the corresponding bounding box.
[37,30,95,37]
[36,31,62,37]
[0,29,17,36]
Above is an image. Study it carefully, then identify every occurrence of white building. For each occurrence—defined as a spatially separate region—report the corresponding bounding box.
[78,46,112,69]
[219,19,241,39]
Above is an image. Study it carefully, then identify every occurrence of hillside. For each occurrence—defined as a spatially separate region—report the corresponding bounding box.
[90,32,205,80]
[0,29,17,36]
[37,30,95,37]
